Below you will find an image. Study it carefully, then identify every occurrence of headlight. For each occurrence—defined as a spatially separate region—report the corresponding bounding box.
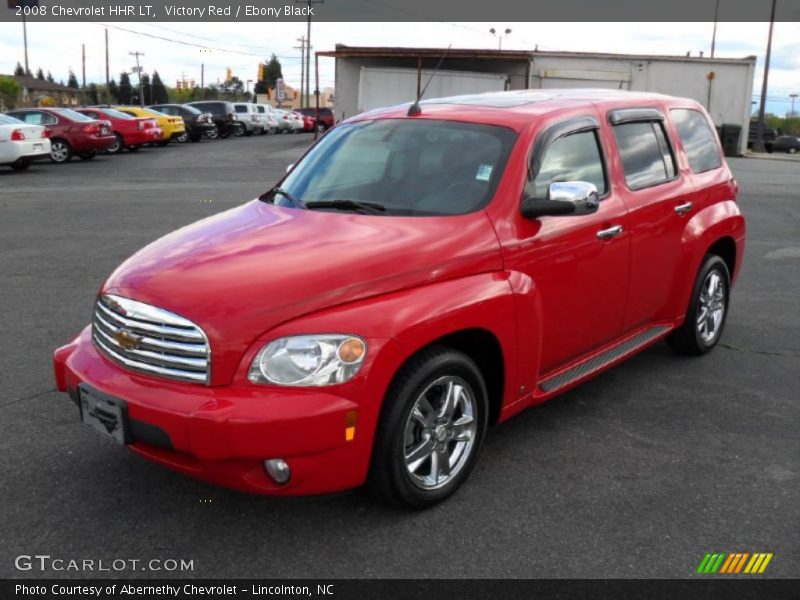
[248,335,367,386]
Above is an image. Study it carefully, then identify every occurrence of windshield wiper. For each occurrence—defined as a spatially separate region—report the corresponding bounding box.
[304,199,387,215]
[271,187,306,209]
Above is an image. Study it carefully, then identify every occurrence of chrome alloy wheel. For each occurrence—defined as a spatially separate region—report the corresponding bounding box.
[697,271,726,343]
[51,141,69,162]
[403,376,477,490]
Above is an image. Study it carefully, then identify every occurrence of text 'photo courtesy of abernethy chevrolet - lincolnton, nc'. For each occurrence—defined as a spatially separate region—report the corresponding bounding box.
[54,89,745,509]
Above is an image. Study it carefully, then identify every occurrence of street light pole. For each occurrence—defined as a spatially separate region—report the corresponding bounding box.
[753,0,777,153]
[710,0,720,58]
[489,27,512,51]
[295,0,323,108]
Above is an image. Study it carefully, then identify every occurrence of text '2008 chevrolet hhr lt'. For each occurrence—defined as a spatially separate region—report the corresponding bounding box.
[54,90,746,508]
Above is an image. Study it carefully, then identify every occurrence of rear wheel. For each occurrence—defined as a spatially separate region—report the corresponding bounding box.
[175,131,189,143]
[206,127,220,140]
[668,254,731,355]
[368,347,488,509]
[233,123,245,137]
[50,139,72,163]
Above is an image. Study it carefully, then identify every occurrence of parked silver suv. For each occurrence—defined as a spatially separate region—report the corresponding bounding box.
[232,103,264,137]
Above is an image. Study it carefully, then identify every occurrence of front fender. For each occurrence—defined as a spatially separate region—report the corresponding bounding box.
[235,271,519,473]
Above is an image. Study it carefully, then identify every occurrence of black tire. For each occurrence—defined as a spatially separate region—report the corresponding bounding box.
[107,133,124,154]
[175,131,189,143]
[667,254,731,355]
[368,346,489,509]
[10,158,31,171]
[233,123,245,137]
[50,138,72,164]
[78,151,96,160]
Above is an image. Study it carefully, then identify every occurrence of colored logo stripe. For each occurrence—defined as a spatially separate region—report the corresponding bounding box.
[697,552,773,574]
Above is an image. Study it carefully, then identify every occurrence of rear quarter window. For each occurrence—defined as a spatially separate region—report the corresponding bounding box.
[670,109,723,173]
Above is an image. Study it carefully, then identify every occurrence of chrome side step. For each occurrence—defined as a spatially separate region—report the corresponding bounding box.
[539,325,670,393]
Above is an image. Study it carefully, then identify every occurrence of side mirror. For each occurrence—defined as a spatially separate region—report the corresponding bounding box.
[520,181,600,219]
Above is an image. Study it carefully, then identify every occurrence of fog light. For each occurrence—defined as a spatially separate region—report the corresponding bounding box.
[264,458,291,485]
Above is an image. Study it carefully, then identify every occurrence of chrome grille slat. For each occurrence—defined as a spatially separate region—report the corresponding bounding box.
[94,312,207,357]
[92,294,210,384]
[96,301,205,342]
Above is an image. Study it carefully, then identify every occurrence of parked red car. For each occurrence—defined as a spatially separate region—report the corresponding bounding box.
[6,107,116,163]
[54,90,745,507]
[296,111,316,132]
[297,107,335,131]
[75,107,162,153]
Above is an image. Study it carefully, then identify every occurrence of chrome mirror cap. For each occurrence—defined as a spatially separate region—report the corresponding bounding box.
[548,181,599,215]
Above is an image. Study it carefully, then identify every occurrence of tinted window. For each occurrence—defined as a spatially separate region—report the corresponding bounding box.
[613,121,676,189]
[54,108,94,122]
[17,111,56,125]
[278,119,516,216]
[670,109,722,173]
[102,108,134,120]
[191,102,224,115]
[533,130,607,198]
[234,105,248,113]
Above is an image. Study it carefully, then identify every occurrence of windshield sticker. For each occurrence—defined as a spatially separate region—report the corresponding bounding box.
[476,164,493,182]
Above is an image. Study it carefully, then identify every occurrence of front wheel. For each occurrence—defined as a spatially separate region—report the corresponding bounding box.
[788,147,797,155]
[668,254,731,355]
[107,133,124,154]
[232,123,245,137]
[206,127,220,140]
[175,131,189,143]
[368,347,488,509]
[50,139,72,163]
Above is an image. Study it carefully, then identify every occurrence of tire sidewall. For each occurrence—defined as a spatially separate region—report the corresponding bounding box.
[688,255,731,352]
[374,349,489,508]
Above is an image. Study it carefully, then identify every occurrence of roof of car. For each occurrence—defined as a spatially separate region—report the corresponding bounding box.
[350,89,701,130]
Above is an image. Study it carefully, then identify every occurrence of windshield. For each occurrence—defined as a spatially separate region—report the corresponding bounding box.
[55,108,94,122]
[274,119,517,216]
[101,108,134,120]
[0,115,22,125]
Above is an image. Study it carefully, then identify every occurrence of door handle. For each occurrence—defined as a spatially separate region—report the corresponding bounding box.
[674,201,693,214]
[596,225,623,240]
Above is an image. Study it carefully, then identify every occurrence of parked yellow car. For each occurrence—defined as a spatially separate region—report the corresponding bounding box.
[112,106,185,145]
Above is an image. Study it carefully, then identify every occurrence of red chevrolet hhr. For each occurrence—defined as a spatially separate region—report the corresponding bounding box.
[54,90,746,508]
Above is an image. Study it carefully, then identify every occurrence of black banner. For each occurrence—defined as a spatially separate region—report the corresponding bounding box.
[2,0,800,23]
[2,579,799,600]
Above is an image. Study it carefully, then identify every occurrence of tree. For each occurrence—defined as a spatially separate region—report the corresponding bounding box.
[14,62,25,76]
[67,69,79,89]
[87,83,99,104]
[118,72,132,104]
[108,77,119,103]
[36,68,45,81]
[46,71,54,83]
[0,75,22,110]
[151,71,169,104]
[139,73,151,104]
[263,54,283,91]
[254,80,270,96]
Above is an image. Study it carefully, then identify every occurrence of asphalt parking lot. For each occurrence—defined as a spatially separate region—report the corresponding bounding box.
[0,135,797,579]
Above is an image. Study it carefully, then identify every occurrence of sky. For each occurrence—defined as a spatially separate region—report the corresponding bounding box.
[1,20,799,115]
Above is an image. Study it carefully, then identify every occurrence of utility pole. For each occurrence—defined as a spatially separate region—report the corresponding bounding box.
[790,93,798,118]
[200,63,205,99]
[295,36,306,105]
[753,0,777,153]
[296,0,323,109]
[81,44,86,88]
[129,51,145,107]
[710,0,720,58]
[21,12,29,75]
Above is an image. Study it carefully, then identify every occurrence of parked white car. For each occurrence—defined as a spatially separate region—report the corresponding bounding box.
[0,114,51,170]
[273,109,295,133]
[232,103,264,136]
[254,104,278,134]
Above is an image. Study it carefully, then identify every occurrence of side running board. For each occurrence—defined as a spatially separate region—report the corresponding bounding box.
[539,325,671,393]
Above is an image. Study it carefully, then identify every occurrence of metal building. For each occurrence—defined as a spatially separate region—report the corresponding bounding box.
[318,45,757,154]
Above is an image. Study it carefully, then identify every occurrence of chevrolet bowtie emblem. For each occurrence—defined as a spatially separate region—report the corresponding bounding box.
[114,329,142,350]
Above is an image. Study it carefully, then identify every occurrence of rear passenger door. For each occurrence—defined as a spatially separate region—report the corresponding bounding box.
[606,109,697,330]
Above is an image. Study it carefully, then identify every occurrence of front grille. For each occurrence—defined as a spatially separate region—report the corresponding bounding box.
[92,294,210,384]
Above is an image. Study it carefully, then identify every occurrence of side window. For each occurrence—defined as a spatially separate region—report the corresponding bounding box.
[83,111,99,119]
[613,121,677,189]
[120,110,136,117]
[533,130,607,198]
[671,109,723,173]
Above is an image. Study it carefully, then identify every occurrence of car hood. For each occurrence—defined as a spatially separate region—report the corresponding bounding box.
[102,200,503,384]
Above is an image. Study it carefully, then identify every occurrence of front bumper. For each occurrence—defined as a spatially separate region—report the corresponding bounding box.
[54,327,372,496]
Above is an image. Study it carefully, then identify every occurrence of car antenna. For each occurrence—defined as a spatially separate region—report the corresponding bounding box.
[407,45,452,117]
